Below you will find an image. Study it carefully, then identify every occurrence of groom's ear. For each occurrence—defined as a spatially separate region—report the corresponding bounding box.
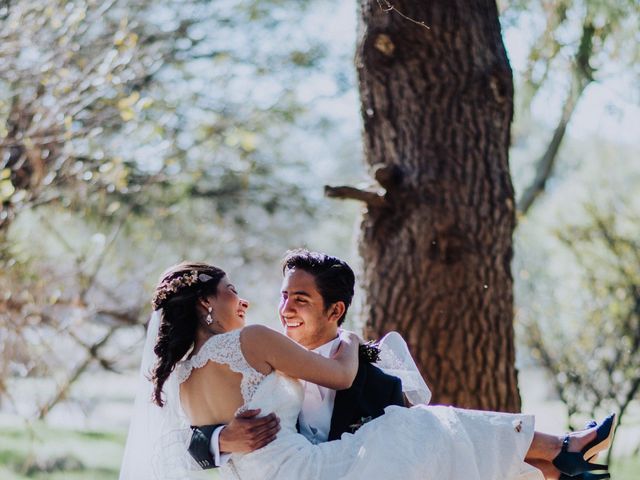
[327,301,346,323]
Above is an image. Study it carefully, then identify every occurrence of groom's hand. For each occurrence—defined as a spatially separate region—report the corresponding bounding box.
[219,409,280,454]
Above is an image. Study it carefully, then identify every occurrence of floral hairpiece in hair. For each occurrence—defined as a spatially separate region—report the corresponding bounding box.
[152,270,214,310]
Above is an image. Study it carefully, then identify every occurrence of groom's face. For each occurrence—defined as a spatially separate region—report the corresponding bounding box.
[279,268,338,350]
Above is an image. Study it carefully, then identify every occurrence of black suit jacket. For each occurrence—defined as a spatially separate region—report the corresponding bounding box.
[328,358,404,440]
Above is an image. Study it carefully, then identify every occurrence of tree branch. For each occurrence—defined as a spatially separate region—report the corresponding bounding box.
[37,325,118,419]
[79,211,130,300]
[517,74,589,216]
[517,20,596,217]
[95,308,141,326]
[373,163,403,190]
[324,185,386,208]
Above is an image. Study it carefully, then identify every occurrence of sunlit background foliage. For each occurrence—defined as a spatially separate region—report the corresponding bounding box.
[1,0,639,477]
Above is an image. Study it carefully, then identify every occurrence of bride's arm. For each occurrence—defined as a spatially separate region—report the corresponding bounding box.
[241,325,359,390]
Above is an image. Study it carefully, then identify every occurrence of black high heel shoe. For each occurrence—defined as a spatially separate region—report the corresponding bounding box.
[552,436,608,476]
[553,414,617,476]
[559,473,610,480]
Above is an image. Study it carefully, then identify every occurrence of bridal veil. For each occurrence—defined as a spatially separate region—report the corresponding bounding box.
[119,310,203,480]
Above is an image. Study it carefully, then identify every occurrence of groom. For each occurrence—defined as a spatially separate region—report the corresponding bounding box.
[188,249,404,468]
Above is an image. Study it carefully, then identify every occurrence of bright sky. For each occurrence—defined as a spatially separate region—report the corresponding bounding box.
[504,27,640,146]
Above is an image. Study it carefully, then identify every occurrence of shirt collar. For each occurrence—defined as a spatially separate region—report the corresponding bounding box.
[312,335,341,356]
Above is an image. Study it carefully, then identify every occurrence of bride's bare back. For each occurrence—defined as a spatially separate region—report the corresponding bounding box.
[179,325,359,427]
[180,362,247,425]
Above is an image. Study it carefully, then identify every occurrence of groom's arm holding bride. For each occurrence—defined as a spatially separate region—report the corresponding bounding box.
[183,408,279,470]
[188,339,404,469]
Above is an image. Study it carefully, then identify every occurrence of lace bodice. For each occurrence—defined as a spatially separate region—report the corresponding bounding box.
[175,329,265,408]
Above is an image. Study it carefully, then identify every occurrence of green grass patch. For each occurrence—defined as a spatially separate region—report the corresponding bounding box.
[0,421,125,480]
[611,454,640,480]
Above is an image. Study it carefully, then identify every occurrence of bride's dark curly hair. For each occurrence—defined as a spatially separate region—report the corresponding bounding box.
[150,262,226,407]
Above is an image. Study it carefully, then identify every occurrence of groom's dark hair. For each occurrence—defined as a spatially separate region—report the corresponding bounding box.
[281,249,355,326]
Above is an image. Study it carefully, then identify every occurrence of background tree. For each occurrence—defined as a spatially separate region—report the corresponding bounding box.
[519,192,640,461]
[505,0,640,457]
[0,0,355,418]
[1,0,639,477]
[500,0,640,215]
[329,0,520,411]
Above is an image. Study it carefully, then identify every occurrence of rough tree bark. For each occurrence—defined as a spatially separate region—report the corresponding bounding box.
[333,0,520,411]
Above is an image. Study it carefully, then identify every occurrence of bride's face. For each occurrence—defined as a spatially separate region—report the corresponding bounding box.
[209,276,249,331]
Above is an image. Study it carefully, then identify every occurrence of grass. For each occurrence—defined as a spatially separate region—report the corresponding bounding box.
[0,420,637,479]
[611,453,640,480]
[0,421,124,480]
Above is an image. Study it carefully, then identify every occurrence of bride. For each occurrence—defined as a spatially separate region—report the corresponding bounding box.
[120,262,616,480]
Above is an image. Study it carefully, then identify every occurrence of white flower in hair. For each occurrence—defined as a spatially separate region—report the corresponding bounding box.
[153,270,213,309]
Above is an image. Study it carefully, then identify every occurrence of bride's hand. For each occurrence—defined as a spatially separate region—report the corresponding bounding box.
[331,330,360,359]
[336,329,362,350]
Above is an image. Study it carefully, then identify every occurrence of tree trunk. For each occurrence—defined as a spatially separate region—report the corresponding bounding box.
[356,0,520,411]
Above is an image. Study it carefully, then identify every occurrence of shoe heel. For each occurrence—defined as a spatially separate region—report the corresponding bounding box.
[553,447,608,476]
[587,473,611,480]
[584,461,608,471]
[561,473,611,480]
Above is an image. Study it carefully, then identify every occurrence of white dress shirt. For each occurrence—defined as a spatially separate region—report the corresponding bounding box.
[297,336,340,444]
[210,335,341,464]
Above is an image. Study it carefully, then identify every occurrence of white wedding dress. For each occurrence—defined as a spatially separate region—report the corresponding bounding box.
[170,329,543,480]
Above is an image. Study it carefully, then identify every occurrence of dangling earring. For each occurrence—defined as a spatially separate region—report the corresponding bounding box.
[206,307,213,325]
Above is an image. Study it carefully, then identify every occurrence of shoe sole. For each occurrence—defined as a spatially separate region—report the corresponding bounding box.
[583,414,617,461]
